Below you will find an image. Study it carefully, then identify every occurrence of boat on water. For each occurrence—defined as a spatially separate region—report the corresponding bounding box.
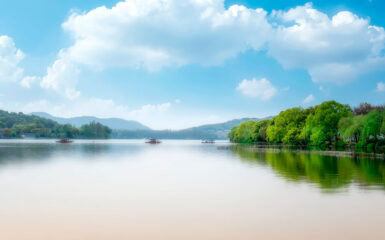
[202,140,215,144]
[146,138,161,144]
[145,138,161,144]
[56,138,74,144]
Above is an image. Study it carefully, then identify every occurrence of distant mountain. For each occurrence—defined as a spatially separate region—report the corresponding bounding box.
[112,117,272,139]
[30,113,271,139]
[31,112,150,131]
[186,117,272,139]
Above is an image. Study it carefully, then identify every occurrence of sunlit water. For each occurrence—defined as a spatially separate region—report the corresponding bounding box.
[0,139,384,240]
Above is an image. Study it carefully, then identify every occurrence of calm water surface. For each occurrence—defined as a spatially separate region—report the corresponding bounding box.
[0,139,384,240]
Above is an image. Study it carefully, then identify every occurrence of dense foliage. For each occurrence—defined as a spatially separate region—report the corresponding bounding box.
[229,101,385,150]
[78,121,112,139]
[0,110,111,139]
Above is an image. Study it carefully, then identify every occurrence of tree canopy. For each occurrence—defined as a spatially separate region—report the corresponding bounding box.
[229,101,385,151]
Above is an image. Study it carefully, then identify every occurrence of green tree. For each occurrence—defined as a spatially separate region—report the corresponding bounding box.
[361,110,384,142]
[228,126,238,142]
[228,121,258,143]
[305,101,351,145]
[339,114,365,143]
[251,120,270,142]
[381,114,385,135]
[79,121,112,139]
[235,121,256,143]
[266,107,312,144]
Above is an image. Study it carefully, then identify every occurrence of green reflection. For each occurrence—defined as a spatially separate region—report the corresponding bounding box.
[0,142,143,167]
[232,149,385,191]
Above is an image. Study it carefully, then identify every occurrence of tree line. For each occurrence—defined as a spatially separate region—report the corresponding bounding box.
[228,101,385,150]
[0,110,111,139]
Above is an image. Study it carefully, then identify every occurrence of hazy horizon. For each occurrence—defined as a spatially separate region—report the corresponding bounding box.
[29,111,268,130]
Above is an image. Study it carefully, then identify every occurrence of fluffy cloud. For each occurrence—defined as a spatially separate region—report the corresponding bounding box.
[40,57,81,99]
[37,1,385,93]
[20,76,40,88]
[60,0,270,70]
[236,78,277,100]
[40,1,385,93]
[269,3,385,84]
[0,35,41,88]
[40,0,271,95]
[0,35,25,82]
[377,82,385,92]
[0,1,379,100]
[303,94,315,104]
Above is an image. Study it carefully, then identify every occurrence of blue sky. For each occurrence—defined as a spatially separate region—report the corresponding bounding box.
[0,0,384,129]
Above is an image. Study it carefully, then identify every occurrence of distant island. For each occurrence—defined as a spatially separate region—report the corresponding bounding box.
[0,110,111,139]
[229,101,385,152]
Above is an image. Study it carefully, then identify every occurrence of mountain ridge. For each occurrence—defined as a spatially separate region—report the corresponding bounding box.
[31,112,272,139]
[31,112,151,131]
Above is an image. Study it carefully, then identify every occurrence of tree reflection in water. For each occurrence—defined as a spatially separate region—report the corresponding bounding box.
[232,149,385,192]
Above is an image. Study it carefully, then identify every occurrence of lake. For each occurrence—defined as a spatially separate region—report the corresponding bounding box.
[0,139,384,240]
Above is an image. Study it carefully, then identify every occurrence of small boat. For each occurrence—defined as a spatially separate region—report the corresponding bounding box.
[146,138,161,144]
[202,140,215,144]
[56,138,74,143]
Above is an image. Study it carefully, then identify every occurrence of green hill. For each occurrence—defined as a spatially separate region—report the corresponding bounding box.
[0,110,111,139]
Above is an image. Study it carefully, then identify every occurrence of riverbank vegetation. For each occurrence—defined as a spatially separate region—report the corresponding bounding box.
[0,110,111,139]
[229,101,385,151]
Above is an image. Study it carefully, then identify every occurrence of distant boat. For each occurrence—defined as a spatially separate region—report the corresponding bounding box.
[146,138,161,144]
[56,138,73,144]
[202,140,215,144]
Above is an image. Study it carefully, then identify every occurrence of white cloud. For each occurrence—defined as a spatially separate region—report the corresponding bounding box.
[236,78,277,100]
[41,0,271,92]
[20,76,40,88]
[303,94,315,104]
[65,88,81,100]
[0,35,40,88]
[37,1,385,92]
[130,102,171,115]
[40,58,80,99]
[60,0,270,70]
[269,3,385,84]
[376,82,385,92]
[0,35,25,82]
[3,1,385,104]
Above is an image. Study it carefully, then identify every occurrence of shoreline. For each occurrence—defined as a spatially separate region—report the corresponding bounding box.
[219,144,385,160]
